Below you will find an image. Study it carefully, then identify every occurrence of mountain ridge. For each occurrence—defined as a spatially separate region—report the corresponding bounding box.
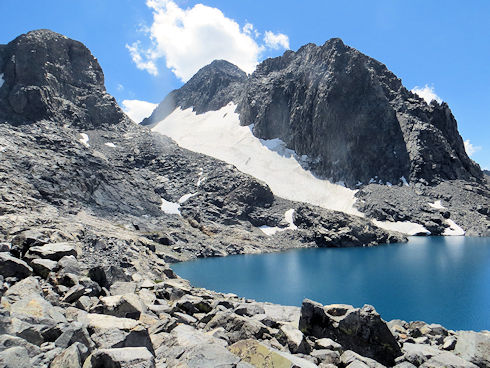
[145,37,483,188]
[0,29,489,368]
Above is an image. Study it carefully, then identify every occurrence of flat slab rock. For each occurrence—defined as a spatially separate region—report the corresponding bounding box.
[83,347,155,368]
[26,242,78,261]
[229,339,316,368]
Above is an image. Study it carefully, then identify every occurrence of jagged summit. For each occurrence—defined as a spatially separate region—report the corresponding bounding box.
[141,59,247,126]
[0,29,127,128]
[149,37,483,186]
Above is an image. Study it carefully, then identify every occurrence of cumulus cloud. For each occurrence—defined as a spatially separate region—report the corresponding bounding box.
[264,31,290,50]
[128,0,290,81]
[411,84,443,104]
[464,139,481,157]
[122,99,158,123]
[126,42,159,76]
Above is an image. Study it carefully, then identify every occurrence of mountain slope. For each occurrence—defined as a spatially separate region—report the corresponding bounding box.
[147,38,483,187]
[0,29,404,268]
[149,39,489,236]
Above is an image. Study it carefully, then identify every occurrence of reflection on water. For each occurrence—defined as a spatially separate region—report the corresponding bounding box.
[172,237,490,331]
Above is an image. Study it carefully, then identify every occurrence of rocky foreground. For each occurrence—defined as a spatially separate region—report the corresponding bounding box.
[1,240,489,368]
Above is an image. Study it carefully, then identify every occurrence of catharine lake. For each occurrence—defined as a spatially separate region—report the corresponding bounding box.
[172,236,490,331]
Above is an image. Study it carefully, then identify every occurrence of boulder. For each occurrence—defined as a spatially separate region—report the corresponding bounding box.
[341,350,387,368]
[9,295,66,324]
[315,337,343,352]
[310,349,341,365]
[234,303,266,317]
[57,255,81,274]
[402,343,441,366]
[96,293,147,319]
[277,323,310,354]
[0,333,42,358]
[83,347,155,368]
[229,339,317,368]
[50,342,89,368]
[26,242,77,261]
[420,351,478,368]
[78,313,141,332]
[299,299,401,366]
[110,281,137,296]
[205,310,269,343]
[91,325,154,355]
[88,265,131,290]
[30,258,58,278]
[0,252,33,278]
[62,285,86,304]
[167,343,241,367]
[0,346,32,368]
[175,294,212,314]
[454,331,490,368]
[8,316,52,345]
[54,322,94,350]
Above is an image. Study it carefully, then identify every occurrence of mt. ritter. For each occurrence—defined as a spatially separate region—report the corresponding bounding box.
[0,30,489,368]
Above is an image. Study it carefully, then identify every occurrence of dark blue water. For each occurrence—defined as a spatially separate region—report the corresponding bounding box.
[172,237,490,331]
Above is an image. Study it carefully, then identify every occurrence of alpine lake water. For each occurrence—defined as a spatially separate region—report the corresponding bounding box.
[172,236,490,331]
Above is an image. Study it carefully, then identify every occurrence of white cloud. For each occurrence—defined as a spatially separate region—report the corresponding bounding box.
[264,31,290,50]
[122,99,158,123]
[128,0,290,81]
[464,139,481,157]
[411,84,442,104]
[127,41,159,76]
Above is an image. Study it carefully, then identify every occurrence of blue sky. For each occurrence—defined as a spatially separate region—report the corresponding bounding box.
[1,0,488,168]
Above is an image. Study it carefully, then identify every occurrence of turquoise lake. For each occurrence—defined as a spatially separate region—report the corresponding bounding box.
[172,236,490,331]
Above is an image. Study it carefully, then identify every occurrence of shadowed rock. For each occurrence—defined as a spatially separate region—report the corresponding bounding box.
[299,299,402,366]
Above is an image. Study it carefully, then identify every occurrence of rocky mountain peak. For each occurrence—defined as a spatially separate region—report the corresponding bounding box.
[239,39,482,186]
[141,59,247,126]
[0,29,127,128]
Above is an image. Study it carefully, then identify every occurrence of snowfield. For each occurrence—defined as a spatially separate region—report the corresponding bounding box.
[151,103,462,236]
[79,133,90,147]
[443,219,465,236]
[259,208,298,236]
[152,103,363,216]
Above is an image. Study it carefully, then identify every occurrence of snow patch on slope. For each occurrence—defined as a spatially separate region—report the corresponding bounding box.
[105,142,116,148]
[373,220,431,236]
[443,219,465,236]
[259,209,298,236]
[0,74,4,89]
[428,200,445,209]
[152,104,362,216]
[160,198,181,215]
[178,193,197,204]
[79,133,90,148]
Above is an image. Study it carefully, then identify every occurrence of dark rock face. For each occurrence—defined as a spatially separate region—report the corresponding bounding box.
[299,299,402,366]
[149,38,483,187]
[239,40,482,186]
[0,29,127,128]
[141,60,246,126]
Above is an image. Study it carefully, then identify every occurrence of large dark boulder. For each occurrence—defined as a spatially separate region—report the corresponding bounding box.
[299,299,402,366]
